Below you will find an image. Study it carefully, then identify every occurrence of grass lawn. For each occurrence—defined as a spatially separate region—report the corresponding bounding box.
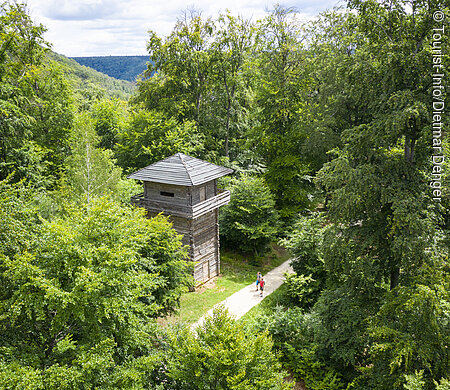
[159,244,290,325]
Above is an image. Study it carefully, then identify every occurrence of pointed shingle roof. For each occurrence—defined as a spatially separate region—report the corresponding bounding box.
[127,153,233,186]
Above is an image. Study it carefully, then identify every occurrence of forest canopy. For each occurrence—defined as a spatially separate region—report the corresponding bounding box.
[0,0,449,389]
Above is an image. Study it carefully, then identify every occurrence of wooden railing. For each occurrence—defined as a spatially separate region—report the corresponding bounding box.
[131,189,230,219]
[192,189,230,218]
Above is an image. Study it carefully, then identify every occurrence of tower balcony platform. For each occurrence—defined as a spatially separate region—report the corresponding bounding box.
[131,189,230,219]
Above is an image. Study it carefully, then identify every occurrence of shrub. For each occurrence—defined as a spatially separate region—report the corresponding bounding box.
[163,306,293,389]
[0,194,191,389]
[250,307,345,390]
[284,272,322,309]
[282,213,328,306]
[220,174,279,255]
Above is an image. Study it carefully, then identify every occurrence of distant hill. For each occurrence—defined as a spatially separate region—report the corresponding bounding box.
[70,56,149,82]
[49,52,135,101]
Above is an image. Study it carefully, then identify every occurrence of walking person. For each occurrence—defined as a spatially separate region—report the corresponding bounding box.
[255,271,262,291]
[259,277,265,297]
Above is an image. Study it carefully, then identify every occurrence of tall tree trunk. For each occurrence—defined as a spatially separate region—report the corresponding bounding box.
[222,68,231,158]
[196,92,201,132]
[225,99,231,158]
[404,135,416,163]
[390,267,399,290]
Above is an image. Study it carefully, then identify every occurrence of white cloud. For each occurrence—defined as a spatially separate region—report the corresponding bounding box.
[41,0,119,20]
[25,0,340,56]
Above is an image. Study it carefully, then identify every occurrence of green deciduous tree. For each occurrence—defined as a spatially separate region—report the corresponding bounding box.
[91,97,128,150]
[252,5,315,219]
[163,306,293,390]
[116,109,203,174]
[282,213,328,307]
[136,9,258,161]
[360,275,449,389]
[136,9,214,128]
[63,112,130,204]
[220,174,278,254]
[250,307,346,390]
[311,1,450,388]
[0,189,191,388]
[316,0,449,289]
[0,2,73,188]
[0,179,41,258]
[208,11,255,158]
[254,2,449,389]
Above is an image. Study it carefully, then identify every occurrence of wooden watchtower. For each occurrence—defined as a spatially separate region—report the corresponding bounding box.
[128,153,233,284]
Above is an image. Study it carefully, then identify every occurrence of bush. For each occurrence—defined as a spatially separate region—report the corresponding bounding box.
[163,306,293,389]
[220,174,279,255]
[0,194,192,389]
[285,346,346,390]
[250,307,345,390]
[282,213,328,306]
[284,272,322,309]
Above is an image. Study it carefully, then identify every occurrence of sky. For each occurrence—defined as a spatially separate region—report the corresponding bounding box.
[25,0,342,57]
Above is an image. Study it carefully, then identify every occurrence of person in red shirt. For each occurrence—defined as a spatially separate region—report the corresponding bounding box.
[259,277,265,297]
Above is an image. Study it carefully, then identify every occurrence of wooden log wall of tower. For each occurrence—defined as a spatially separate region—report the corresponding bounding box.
[128,153,233,284]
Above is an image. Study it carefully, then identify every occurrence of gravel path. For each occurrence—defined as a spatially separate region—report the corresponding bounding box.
[192,259,293,330]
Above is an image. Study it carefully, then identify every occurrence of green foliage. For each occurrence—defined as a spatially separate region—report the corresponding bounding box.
[250,307,314,353]
[360,279,450,390]
[163,306,293,389]
[284,346,345,390]
[64,112,118,198]
[1,1,449,388]
[313,287,379,375]
[0,362,44,389]
[436,379,450,390]
[0,191,191,388]
[284,216,320,273]
[220,175,278,255]
[250,307,345,390]
[0,179,41,258]
[249,287,377,386]
[116,109,203,174]
[63,112,133,204]
[208,11,255,159]
[135,10,257,161]
[138,10,215,125]
[315,0,449,283]
[91,98,128,150]
[0,2,73,188]
[282,213,328,306]
[49,52,135,101]
[439,140,450,232]
[252,5,316,219]
[283,273,321,309]
[404,371,426,390]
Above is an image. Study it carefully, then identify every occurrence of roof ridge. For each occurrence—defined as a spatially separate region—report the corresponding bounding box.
[178,153,194,186]
[126,154,176,179]
[127,152,233,186]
